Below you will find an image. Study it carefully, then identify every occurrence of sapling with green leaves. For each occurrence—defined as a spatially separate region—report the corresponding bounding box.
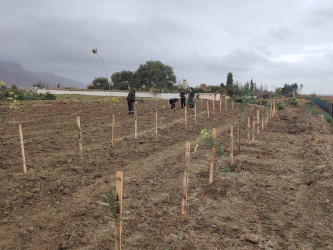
[195,128,230,173]
[234,82,254,152]
[100,171,123,250]
[99,187,120,222]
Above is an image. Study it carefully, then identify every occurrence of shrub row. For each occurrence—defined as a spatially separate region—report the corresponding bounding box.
[0,88,56,101]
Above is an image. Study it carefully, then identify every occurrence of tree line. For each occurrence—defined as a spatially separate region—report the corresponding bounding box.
[88,60,302,98]
[88,60,177,92]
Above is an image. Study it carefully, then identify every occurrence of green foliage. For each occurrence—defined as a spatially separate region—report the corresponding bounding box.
[99,187,120,221]
[199,128,230,173]
[226,72,233,86]
[218,165,231,173]
[281,83,298,97]
[234,82,253,113]
[0,86,56,101]
[303,101,313,112]
[112,70,134,90]
[311,110,333,123]
[133,60,176,91]
[305,102,313,108]
[250,79,255,91]
[287,99,298,106]
[277,101,285,110]
[88,77,111,90]
[206,86,221,93]
[199,128,227,160]
[45,92,56,100]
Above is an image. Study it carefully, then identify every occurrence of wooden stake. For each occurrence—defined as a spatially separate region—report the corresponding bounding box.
[194,105,197,122]
[182,141,191,221]
[238,117,240,154]
[257,110,260,134]
[247,117,250,143]
[265,108,268,125]
[112,115,115,147]
[200,98,202,107]
[18,124,27,173]
[76,116,82,155]
[185,106,187,127]
[209,128,216,184]
[232,101,234,110]
[219,99,222,113]
[212,100,215,114]
[115,171,123,250]
[230,126,233,166]
[262,115,264,130]
[155,108,158,135]
[135,105,138,139]
[225,99,227,111]
[207,101,210,117]
[252,117,255,141]
[269,102,272,119]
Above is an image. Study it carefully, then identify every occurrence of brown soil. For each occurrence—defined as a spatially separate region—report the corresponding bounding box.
[0,99,332,249]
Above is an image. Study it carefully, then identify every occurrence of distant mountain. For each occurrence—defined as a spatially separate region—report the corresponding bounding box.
[0,61,86,89]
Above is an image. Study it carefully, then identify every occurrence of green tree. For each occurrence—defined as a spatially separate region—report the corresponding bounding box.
[88,77,111,90]
[112,70,134,90]
[226,72,233,86]
[206,85,221,93]
[281,83,298,97]
[250,79,255,91]
[133,60,176,90]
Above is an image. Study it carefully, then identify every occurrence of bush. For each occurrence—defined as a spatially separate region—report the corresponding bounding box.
[45,92,56,100]
[259,99,268,106]
[288,99,298,106]
[305,101,313,107]
[311,110,333,123]
[0,88,56,101]
[233,96,257,104]
[277,101,285,110]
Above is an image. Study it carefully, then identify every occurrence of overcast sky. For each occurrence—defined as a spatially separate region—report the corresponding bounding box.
[1,0,333,94]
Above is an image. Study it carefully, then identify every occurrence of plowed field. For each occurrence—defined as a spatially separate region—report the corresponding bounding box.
[1,98,332,249]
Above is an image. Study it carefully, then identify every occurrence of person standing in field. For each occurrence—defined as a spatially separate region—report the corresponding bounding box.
[127,89,136,115]
[188,87,194,108]
[179,89,186,108]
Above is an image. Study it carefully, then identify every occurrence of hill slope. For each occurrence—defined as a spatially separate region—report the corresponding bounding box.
[0,61,86,89]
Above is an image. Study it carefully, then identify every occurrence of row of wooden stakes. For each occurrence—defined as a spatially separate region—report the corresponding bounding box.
[17,101,277,174]
[181,101,277,221]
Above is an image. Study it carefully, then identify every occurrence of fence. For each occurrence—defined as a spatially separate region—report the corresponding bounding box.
[305,96,333,117]
[37,89,221,101]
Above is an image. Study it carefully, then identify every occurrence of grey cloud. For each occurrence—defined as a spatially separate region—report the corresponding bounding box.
[0,0,332,94]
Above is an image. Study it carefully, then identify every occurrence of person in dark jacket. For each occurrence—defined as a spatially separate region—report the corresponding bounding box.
[188,87,194,108]
[127,89,136,115]
[179,89,186,108]
[169,98,178,109]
